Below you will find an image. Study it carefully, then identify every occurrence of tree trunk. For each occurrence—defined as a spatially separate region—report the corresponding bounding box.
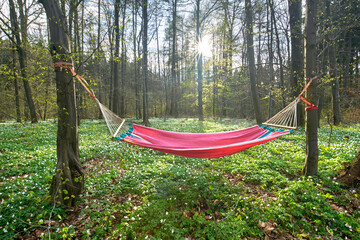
[9,0,38,123]
[288,0,304,126]
[195,0,204,121]
[106,7,114,110]
[142,0,150,126]
[267,0,274,119]
[39,0,84,208]
[337,149,360,186]
[120,0,127,116]
[132,3,141,119]
[112,0,120,115]
[325,0,341,125]
[155,11,163,118]
[170,0,178,117]
[269,0,285,108]
[303,0,318,177]
[97,0,103,119]
[11,44,21,122]
[245,0,263,124]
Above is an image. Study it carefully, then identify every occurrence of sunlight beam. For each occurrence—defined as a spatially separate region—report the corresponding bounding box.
[197,35,212,58]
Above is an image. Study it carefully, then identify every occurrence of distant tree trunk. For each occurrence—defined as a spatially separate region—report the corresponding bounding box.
[343,32,352,91]
[155,11,163,117]
[106,8,114,110]
[120,0,127,116]
[343,32,352,109]
[43,73,51,120]
[112,0,120,115]
[303,0,318,177]
[269,0,285,108]
[142,0,150,125]
[132,3,141,119]
[211,33,217,118]
[337,148,360,186]
[11,44,21,122]
[9,0,38,123]
[170,0,178,117]
[97,0,103,119]
[288,0,304,126]
[245,0,263,124]
[266,0,274,119]
[325,0,341,125]
[195,0,204,121]
[39,0,84,208]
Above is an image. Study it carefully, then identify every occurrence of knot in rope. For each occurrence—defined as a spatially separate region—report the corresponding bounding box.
[53,62,97,99]
[298,76,318,111]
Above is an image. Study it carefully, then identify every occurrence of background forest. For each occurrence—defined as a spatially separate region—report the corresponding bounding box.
[0,0,359,124]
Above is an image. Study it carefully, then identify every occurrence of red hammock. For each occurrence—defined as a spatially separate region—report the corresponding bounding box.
[117,124,290,158]
[52,63,315,159]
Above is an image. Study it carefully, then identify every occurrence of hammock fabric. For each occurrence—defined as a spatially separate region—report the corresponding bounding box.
[116,124,290,158]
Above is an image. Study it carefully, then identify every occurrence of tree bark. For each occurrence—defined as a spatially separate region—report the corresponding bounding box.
[133,3,141,120]
[39,0,84,208]
[303,0,318,177]
[97,0,103,119]
[142,0,150,126]
[269,0,285,108]
[266,0,274,119]
[337,149,360,186]
[170,0,178,117]
[325,0,341,125]
[195,0,204,121]
[112,0,120,115]
[11,43,21,122]
[9,0,38,123]
[245,0,263,124]
[288,0,304,126]
[120,0,127,116]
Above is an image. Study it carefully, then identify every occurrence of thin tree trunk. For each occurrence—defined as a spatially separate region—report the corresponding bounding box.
[267,0,274,119]
[133,3,141,120]
[142,0,150,125]
[97,0,102,119]
[112,0,120,115]
[107,9,114,110]
[325,0,341,125]
[170,0,178,117]
[155,11,162,118]
[344,32,352,90]
[11,44,21,122]
[39,0,84,208]
[212,33,218,119]
[43,74,50,120]
[303,0,318,176]
[288,0,304,126]
[245,0,263,124]
[196,0,204,121]
[120,0,127,116]
[269,0,285,108]
[9,0,37,123]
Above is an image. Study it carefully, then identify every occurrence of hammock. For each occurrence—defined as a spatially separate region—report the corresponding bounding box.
[116,124,290,158]
[54,62,317,159]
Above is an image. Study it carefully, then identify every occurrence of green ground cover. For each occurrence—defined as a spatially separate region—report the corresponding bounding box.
[0,119,359,239]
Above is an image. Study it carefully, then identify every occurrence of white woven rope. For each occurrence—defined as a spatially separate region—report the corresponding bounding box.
[263,98,300,129]
[96,99,125,137]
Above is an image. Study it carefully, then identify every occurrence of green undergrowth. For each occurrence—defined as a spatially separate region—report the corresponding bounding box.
[0,118,359,239]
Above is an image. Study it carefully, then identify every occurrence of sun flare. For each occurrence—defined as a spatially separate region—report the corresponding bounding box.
[197,35,212,58]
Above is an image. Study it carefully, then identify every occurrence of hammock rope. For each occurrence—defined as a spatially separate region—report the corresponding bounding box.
[53,62,317,158]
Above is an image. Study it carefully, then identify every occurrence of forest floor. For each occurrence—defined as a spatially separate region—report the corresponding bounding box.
[0,118,360,239]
